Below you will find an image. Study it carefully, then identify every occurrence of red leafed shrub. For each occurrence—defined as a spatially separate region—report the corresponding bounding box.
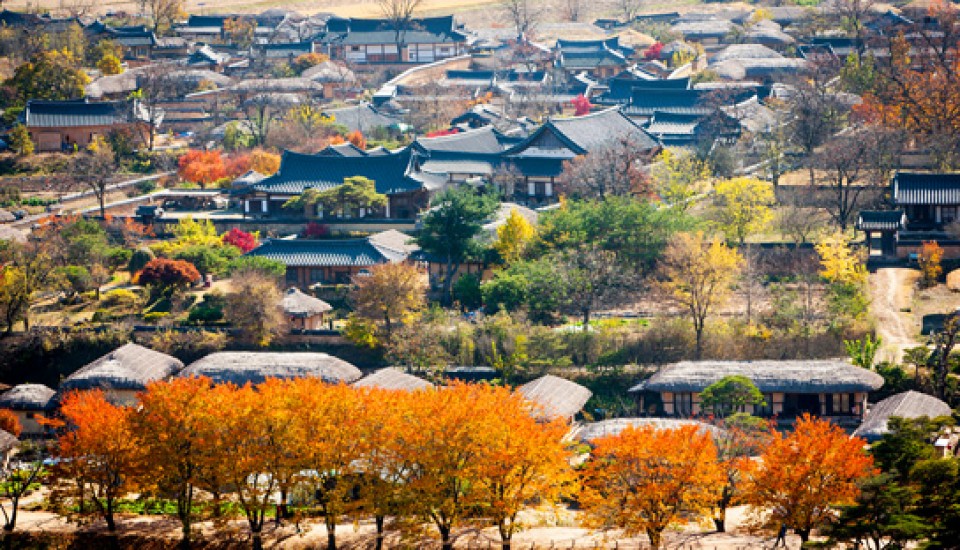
[178,150,227,188]
[138,258,201,288]
[426,128,461,138]
[572,94,592,116]
[222,228,258,252]
[302,221,329,238]
[644,42,664,60]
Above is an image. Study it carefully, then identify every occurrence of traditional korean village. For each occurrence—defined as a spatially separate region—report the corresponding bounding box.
[0,0,958,547]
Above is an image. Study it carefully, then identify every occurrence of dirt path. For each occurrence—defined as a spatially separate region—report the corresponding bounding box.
[869,268,921,364]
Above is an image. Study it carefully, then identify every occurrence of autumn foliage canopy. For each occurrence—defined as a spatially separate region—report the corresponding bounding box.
[137,258,201,289]
[177,150,227,188]
[221,228,258,253]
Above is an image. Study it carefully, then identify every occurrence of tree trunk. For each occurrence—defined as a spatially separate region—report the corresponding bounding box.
[99,188,106,219]
[105,499,116,531]
[647,527,662,549]
[694,324,704,360]
[4,501,17,531]
[327,529,336,550]
[582,308,590,332]
[713,516,725,533]
[797,528,810,543]
[375,515,385,550]
[439,525,452,550]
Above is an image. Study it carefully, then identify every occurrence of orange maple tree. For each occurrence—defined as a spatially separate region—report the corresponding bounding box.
[0,409,21,437]
[579,424,725,549]
[346,130,366,149]
[134,377,216,547]
[741,414,876,543]
[178,150,227,188]
[56,390,142,531]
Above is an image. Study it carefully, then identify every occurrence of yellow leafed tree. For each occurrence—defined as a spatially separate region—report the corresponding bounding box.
[816,232,867,286]
[494,208,535,264]
[657,231,743,358]
[712,177,775,244]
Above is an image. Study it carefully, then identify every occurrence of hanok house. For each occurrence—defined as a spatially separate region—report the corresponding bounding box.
[281,287,333,330]
[314,16,469,64]
[23,99,153,152]
[859,172,960,260]
[235,148,442,219]
[575,418,725,444]
[501,107,660,207]
[245,230,417,287]
[179,352,362,386]
[518,374,593,422]
[0,384,55,437]
[554,38,632,80]
[57,343,184,406]
[629,359,884,425]
[352,368,434,391]
[852,390,953,443]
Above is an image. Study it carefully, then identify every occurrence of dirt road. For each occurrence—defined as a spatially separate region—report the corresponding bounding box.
[869,268,921,364]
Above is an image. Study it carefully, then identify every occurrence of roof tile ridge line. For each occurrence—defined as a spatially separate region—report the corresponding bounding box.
[263,236,379,245]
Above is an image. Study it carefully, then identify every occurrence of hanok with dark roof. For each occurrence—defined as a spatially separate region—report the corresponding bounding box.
[58,343,184,405]
[245,230,417,287]
[853,391,953,442]
[502,107,660,206]
[180,352,362,386]
[893,172,960,231]
[253,41,316,64]
[0,384,55,436]
[643,110,739,147]
[630,359,884,425]
[281,287,333,330]
[555,37,631,80]
[857,210,906,259]
[236,148,436,220]
[314,16,468,64]
[24,99,153,153]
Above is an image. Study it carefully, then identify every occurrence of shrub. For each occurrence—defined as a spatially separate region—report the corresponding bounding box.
[919,241,943,288]
[142,311,169,324]
[138,258,201,292]
[302,222,329,238]
[128,248,155,274]
[221,228,259,253]
[102,289,145,312]
[227,256,286,278]
[453,273,482,310]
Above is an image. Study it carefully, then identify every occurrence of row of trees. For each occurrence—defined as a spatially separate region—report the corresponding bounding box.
[48,379,875,549]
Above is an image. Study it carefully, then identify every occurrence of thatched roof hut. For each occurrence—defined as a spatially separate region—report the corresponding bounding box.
[0,384,55,411]
[352,368,433,391]
[630,359,884,394]
[519,375,592,420]
[281,288,332,318]
[180,352,362,385]
[59,343,184,393]
[575,417,725,442]
[853,391,953,442]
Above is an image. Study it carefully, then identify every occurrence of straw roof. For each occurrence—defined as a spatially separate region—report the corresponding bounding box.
[518,375,592,420]
[352,368,433,391]
[575,417,725,442]
[0,429,17,453]
[631,359,884,394]
[180,352,362,385]
[281,288,333,318]
[853,391,954,442]
[60,343,184,393]
[0,384,55,411]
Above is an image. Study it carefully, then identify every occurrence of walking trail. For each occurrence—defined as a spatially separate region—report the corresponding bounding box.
[869,268,921,364]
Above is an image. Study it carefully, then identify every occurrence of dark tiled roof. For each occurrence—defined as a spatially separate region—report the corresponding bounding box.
[258,42,314,57]
[605,75,689,102]
[413,126,508,155]
[246,238,395,267]
[253,149,422,196]
[559,50,628,69]
[893,172,960,205]
[316,142,369,157]
[856,210,905,231]
[545,107,659,152]
[324,103,402,133]
[643,111,703,142]
[25,100,139,128]
[625,88,713,117]
[317,16,467,45]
